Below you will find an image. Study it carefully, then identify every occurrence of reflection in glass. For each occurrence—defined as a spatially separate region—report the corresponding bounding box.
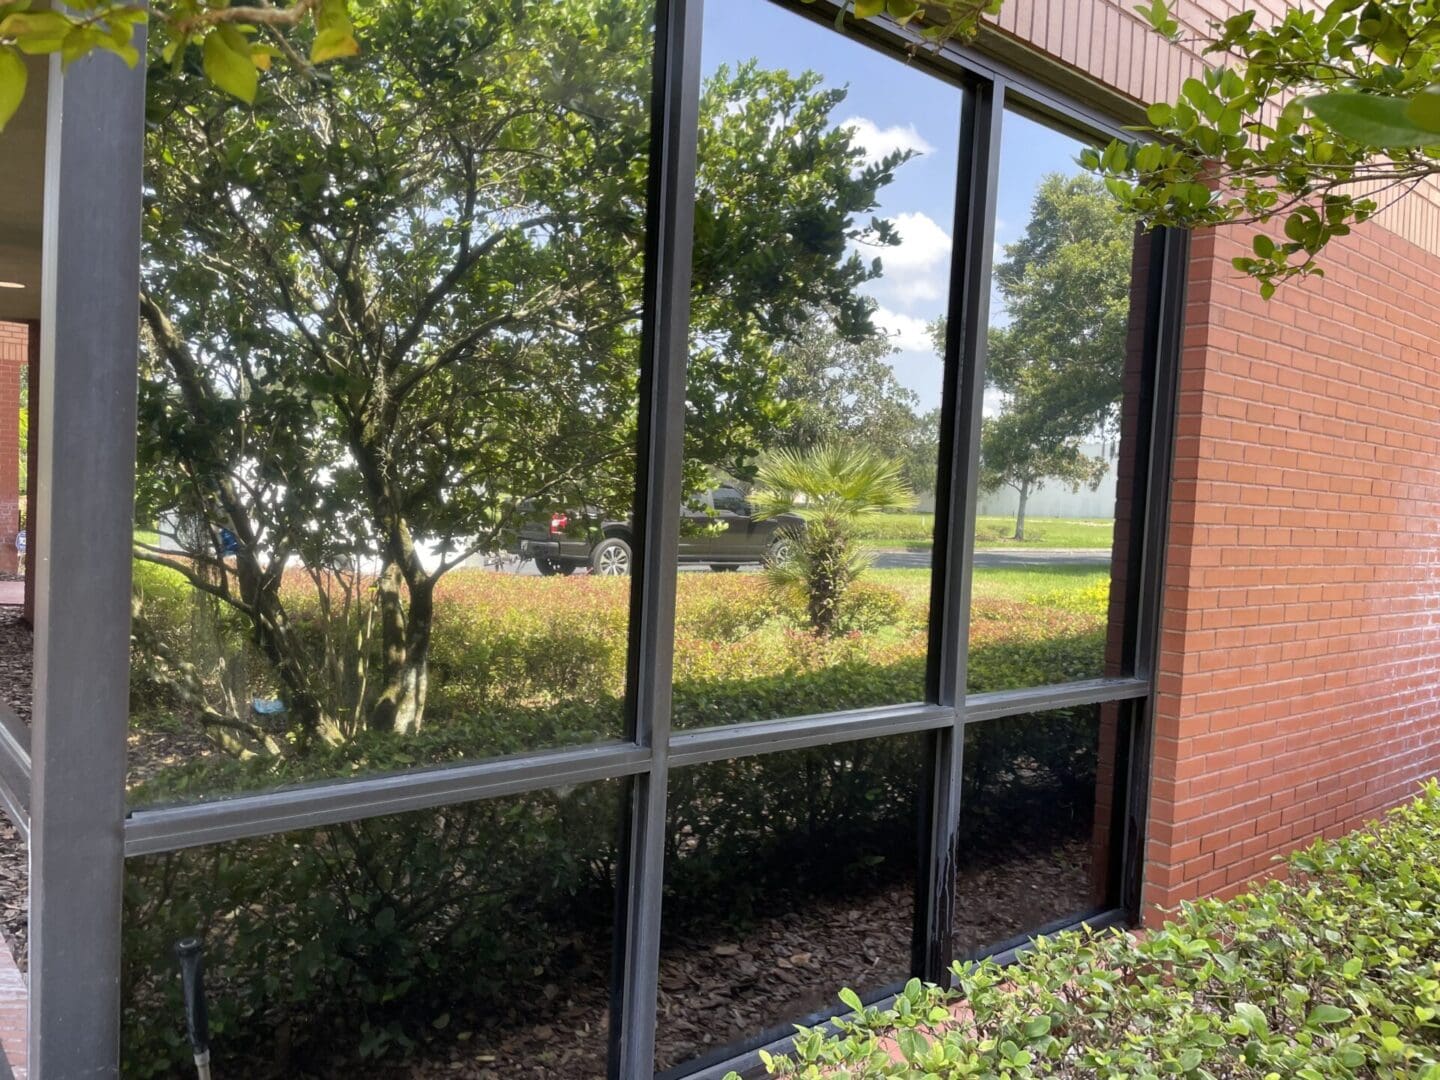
[967,111,1147,693]
[128,1,658,803]
[656,736,925,1072]
[954,705,1117,959]
[122,782,623,1078]
[667,0,962,730]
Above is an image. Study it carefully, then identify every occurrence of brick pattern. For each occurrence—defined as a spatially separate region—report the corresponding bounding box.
[987,0,1440,260]
[1143,224,1440,914]
[0,323,23,578]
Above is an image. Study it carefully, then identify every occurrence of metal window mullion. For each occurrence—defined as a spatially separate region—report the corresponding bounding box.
[1120,227,1189,921]
[29,44,148,1076]
[916,78,1005,985]
[612,0,704,1076]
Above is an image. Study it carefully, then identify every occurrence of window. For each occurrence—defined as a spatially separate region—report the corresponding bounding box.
[24,0,1184,1074]
[670,0,963,731]
[965,110,1153,694]
[128,0,659,806]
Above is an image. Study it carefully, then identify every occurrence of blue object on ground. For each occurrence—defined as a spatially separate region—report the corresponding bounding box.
[251,698,286,716]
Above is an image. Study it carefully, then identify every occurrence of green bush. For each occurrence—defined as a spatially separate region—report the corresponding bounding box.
[732,781,1440,1080]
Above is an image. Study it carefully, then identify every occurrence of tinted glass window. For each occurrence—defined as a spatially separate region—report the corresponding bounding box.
[954,704,1120,959]
[670,0,963,731]
[122,782,624,1077]
[657,735,926,1072]
[129,0,657,806]
[966,111,1148,694]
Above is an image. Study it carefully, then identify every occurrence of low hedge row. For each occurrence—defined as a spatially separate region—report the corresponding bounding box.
[737,781,1440,1080]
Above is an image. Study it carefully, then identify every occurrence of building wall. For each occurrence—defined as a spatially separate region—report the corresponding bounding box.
[987,5,1440,915]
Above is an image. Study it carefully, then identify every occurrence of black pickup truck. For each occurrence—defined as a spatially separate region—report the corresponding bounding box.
[512,486,799,576]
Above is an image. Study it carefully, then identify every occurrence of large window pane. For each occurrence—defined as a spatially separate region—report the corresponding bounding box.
[954,704,1121,959]
[669,0,962,731]
[656,735,926,1072]
[129,2,657,805]
[122,782,623,1077]
[967,111,1150,693]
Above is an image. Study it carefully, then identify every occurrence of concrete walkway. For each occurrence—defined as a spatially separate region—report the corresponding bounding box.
[0,584,18,608]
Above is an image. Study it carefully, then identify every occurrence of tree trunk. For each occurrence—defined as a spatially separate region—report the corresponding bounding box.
[1013,480,1030,541]
[370,570,433,735]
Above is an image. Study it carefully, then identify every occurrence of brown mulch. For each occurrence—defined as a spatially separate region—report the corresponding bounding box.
[0,607,28,966]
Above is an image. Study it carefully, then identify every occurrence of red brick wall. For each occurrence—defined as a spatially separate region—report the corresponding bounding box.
[1143,226,1440,914]
[0,322,23,575]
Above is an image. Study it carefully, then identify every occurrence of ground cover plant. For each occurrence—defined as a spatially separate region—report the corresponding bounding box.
[736,781,1440,1080]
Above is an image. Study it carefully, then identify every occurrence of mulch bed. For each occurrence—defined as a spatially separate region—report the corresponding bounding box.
[0,608,28,966]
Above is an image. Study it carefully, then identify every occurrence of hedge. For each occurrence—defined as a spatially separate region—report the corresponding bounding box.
[734,781,1440,1080]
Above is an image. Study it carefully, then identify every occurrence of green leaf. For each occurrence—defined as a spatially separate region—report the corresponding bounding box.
[1406,86,1440,134]
[0,47,23,131]
[1305,92,1440,148]
[853,0,886,17]
[0,10,71,54]
[1233,1001,1269,1037]
[202,28,258,104]
[838,987,863,1013]
[1306,1003,1352,1026]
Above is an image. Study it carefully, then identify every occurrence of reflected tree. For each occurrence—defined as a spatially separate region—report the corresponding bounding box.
[980,173,1133,540]
[134,0,907,747]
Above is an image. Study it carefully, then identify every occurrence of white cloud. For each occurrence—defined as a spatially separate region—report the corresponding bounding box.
[841,117,935,166]
[855,211,953,309]
[871,306,935,354]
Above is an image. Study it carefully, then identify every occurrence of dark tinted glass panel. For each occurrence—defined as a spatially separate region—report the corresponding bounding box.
[669,0,963,730]
[129,2,657,804]
[954,704,1120,959]
[656,735,926,1071]
[122,782,623,1077]
[967,110,1149,693]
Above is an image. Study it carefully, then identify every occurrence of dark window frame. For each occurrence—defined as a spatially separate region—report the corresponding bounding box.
[15,0,1186,1074]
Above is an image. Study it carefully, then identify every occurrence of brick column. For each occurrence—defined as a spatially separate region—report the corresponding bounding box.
[22,321,36,626]
[0,322,24,576]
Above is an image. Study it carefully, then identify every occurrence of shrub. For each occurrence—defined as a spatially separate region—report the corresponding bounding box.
[731,781,1440,1080]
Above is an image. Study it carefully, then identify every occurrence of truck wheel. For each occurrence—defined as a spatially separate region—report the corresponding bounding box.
[590,537,632,576]
[710,564,740,572]
[536,558,574,577]
[766,536,795,567]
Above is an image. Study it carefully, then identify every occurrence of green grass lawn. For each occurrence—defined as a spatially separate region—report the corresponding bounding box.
[868,563,1108,606]
[855,513,1114,550]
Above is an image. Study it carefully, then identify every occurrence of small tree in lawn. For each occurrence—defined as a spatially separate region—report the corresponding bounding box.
[751,444,912,637]
[978,412,1107,541]
[981,172,1134,540]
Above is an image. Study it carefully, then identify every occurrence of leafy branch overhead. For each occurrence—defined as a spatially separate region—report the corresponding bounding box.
[0,0,1007,130]
[1089,0,1440,295]
[0,0,359,127]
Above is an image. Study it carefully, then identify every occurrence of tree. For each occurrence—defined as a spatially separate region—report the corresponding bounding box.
[1094,0,1440,294]
[978,173,1134,539]
[751,444,912,636]
[135,0,909,748]
[772,310,937,492]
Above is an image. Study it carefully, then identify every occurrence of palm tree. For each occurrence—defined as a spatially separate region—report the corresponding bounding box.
[751,444,914,636]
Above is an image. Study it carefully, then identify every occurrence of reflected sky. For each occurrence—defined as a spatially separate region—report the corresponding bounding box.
[704,3,1088,411]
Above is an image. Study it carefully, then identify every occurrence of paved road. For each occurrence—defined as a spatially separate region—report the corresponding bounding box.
[491,546,1109,576]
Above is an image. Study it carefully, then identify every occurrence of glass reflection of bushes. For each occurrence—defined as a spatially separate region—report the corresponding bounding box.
[130,561,1108,805]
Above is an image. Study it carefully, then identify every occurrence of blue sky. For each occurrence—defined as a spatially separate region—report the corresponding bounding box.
[702,0,1090,412]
